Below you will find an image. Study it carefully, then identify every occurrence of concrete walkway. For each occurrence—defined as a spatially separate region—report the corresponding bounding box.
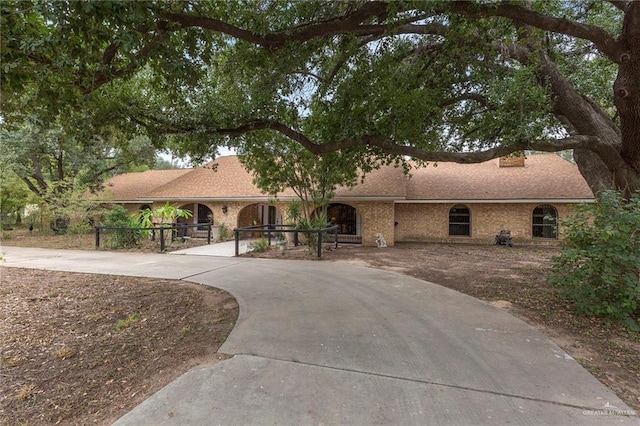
[169,238,283,257]
[2,246,638,425]
[169,239,249,257]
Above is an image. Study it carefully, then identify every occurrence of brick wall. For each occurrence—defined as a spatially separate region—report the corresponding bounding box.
[395,202,576,244]
[120,200,576,246]
[349,201,396,246]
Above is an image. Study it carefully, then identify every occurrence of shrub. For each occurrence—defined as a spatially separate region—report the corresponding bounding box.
[102,206,143,248]
[66,222,93,235]
[297,211,329,254]
[548,191,640,330]
[218,223,229,241]
[249,237,270,253]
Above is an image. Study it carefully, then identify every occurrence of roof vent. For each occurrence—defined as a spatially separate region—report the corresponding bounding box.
[499,154,526,167]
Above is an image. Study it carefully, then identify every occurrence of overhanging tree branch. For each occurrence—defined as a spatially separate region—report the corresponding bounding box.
[155,118,623,172]
[161,1,391,50]
[84,29,169,94]
[448,1,621,62]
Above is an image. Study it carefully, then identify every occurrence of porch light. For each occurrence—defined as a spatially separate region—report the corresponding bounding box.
[222,205,228,214]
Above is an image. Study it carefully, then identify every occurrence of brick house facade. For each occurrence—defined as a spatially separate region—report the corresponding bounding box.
[103,154,594,246]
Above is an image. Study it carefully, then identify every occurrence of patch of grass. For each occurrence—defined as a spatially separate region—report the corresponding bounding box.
[3,355,26,367]
[55,345,75,360]
[212,315,227,323]
[114,314,140,332]
[17,384,35,401]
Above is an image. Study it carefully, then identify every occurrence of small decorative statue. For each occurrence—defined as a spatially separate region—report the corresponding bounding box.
[375,233,387,248]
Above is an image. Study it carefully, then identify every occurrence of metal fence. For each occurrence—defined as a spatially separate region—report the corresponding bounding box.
[233,224,339,258]
[95,223,212,252]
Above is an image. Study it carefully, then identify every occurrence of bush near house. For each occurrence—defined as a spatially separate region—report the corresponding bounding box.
[549,191,640,330]
[101,205,144,249]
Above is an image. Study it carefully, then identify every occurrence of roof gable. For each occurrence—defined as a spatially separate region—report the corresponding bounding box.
[101,168,191,201]
[143,156,296,199]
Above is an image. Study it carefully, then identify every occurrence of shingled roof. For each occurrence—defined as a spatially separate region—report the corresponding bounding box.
[143,156,297,199]
[103,153,593,203]
[404,154,594,201]
[101,168,191,202]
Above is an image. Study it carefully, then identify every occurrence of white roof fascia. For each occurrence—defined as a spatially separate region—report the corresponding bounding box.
[132,197,594,204]
[138,196,406,203]
[333,196,406,202]
[394,198,596,204]
[139,197,279,203]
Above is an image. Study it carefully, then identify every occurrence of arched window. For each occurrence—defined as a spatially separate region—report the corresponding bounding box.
[318,203,362,244]
[449,205,471,236]
[326,203,360,235]
[532,205,557,239]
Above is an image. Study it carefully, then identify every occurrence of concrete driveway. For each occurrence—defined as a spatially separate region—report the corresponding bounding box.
[2,246,638,425]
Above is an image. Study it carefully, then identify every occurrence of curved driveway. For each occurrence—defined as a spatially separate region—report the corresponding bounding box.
[3,247,637,425]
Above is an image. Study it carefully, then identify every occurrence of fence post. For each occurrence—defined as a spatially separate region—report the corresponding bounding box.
[234,229,239,256]
[317,229,322,258]
[160,227,165,252]
[207,224,211,244]
[333,225,338,248]
[95,226,100,249]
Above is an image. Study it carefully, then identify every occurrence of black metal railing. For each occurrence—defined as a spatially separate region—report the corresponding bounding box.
[233,224,339,258]
[95,223,211,252]
[325,233,362,244]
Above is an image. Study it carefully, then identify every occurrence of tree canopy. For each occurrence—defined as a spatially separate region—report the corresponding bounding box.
[2,0,639,195]
[238,132,371,219]
[0,113,156,205]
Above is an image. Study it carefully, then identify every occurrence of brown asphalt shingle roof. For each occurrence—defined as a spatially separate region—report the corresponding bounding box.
[144,156,296,199]
[103,154,593,202]
[405,154,593,200]
[101,168,191,201]
[335,165,407,198]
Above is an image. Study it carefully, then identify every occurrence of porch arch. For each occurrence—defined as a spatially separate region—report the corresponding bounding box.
[319,203,362,244]
[176,203,213,237]
[237,203,282,228]
[175,203,213,226]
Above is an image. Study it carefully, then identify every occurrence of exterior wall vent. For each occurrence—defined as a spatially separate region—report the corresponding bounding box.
[499,154,526,167]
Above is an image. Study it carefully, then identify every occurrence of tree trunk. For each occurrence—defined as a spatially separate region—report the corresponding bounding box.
[573,149,616,193]
[536,45,640,195]
[614,2,640,184]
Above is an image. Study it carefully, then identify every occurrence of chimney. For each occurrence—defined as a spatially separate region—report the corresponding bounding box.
[499,153,526,167]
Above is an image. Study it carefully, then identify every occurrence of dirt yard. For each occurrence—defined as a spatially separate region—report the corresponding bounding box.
[1,230,638,424]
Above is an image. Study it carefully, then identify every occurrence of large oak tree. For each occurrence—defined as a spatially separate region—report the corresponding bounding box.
[2,1,639,195]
